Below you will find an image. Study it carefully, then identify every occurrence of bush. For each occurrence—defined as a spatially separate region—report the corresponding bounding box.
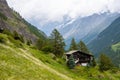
[19,34,24,43]
[57,59,63,64]
[8,36,23,48]
[52,56,57,60]
[13,31,24,43]
[41,46,53,53]
[36,38,45,50]
[99,53,114,72]
[0,36,6,43]
[14,40,23,48]
[26,40,32,46]
[29,46,37,49]
[3,29,13,36]
[45,60,51,64]
[90,57,96,67]
[110,67,119,73]
[0,34,7,44]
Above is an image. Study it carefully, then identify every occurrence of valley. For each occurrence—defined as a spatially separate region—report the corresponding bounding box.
[0,0,120,80]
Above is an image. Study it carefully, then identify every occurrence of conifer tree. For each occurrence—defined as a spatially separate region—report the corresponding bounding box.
[99,53,114,72]
[50,29,65,57]
[67,54,75,69]
[69,38,77,50]
[78,41,89,53]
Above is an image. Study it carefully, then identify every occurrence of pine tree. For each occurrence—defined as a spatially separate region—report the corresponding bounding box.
[67,54,75,69]
[78,41,89,53]
[69,38,77,50]
[99,53,114,72]
[50,29,65,57]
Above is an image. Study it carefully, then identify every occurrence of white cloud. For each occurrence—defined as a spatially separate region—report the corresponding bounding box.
[6,0,120,25]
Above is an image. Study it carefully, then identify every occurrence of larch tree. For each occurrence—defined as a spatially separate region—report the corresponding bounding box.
[69,38,78,51]
[78,41,89,53]
[50,29,65,57]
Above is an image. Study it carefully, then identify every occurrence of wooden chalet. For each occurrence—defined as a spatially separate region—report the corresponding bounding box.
[66,50,93,66]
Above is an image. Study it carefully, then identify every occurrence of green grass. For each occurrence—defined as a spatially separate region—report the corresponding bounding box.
[0,33,120,80]
[27,48,83,80]
[0,34,71,80]
[112,42,120,52]
[0,33,8,44]
[0,45,68,80]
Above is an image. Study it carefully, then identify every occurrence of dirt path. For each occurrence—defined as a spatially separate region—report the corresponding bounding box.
[0,44,73,80]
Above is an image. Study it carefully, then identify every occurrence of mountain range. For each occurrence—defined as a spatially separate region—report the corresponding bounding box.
[83,15,120,67]
[52,13,119,49]
[88,16,120,56]
[29,12,119,46]
[57,13,119,42]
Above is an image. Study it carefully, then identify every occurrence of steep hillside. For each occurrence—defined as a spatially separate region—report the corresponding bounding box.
[101,42,120,67]
[0,34,72,80]
[0,0,46,44]
[88,16,120,56]
[110,42,120,67]
[1,32,120,80]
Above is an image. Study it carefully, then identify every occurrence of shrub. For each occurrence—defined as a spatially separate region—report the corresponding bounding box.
[19,34,24,43]
[14,40,23,48]
[52,56,57,60]
[13,31,20,40]
[36,38,45,50]
[3,29,13,36]
[99,53,114,72]
[13,31,24,43]
[90,57,96,67]
[0,36,6,43]
[7,35,14,42]
[41,46,53,53]
[26,40,32,46]
[110,67,119,73]
[57,59,63,64]
[29,46,37,49]
[8,36,23,48]
[45,60,51,64]
[0,34,7,44]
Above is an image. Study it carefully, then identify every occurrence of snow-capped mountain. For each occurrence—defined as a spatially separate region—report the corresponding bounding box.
[30,12,119,49]
[55,13,119,48]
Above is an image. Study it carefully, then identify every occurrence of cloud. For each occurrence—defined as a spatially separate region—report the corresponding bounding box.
[6,0,120,25]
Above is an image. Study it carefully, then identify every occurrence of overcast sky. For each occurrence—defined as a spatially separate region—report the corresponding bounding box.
[6,0,120,25]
